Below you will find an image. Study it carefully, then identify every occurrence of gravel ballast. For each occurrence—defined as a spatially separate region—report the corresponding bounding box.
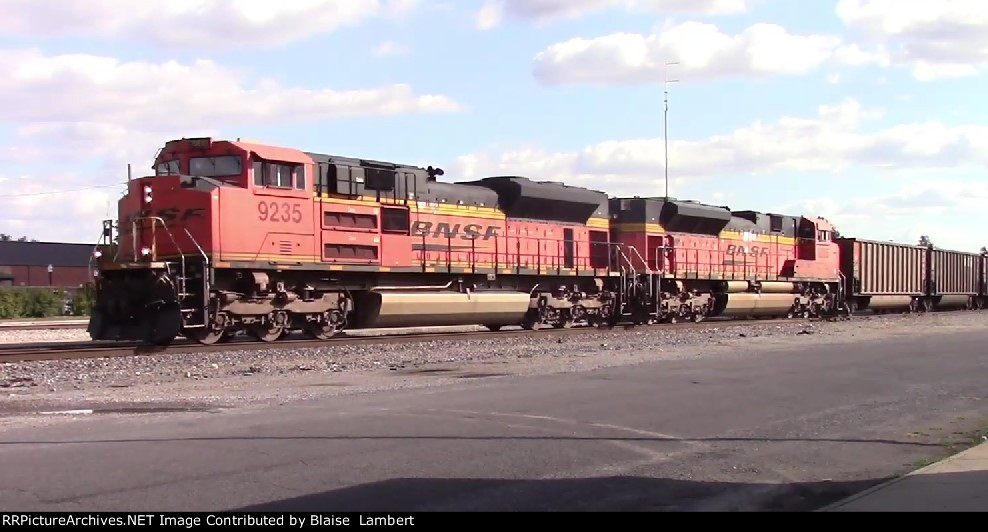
[1,312,985,423]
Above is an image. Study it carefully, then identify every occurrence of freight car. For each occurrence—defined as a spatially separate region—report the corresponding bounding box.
[838,238,987,313]
[85,136,984,346]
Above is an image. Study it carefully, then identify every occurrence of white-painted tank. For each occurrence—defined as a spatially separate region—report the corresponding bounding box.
[758,282,798,294]
[714,293,798,317]
[356,290,532,329]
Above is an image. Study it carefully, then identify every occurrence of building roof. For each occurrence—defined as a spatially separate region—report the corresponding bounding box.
[0,241,95,267]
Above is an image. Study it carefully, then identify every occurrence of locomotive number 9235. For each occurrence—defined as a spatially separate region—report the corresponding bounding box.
[257,201,303,223]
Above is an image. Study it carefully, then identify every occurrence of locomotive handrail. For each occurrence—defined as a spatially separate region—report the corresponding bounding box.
[615,247,637,277]
[88,220,117,281]
[369,281,454,292]
[184,227,208,265]
[411,229,787,285]
[131,217,187,281]
[182,226,211,324]
[628,246,652,274]
[421,233,620,276]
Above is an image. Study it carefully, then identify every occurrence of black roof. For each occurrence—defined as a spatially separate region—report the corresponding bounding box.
[0,241,95,267]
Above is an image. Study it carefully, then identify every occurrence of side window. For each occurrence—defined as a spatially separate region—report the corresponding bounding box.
[381,207,409,234]
[253,160,306,190]
[271,164,293,188]
[253,161,264,186]
[156,160,180,176]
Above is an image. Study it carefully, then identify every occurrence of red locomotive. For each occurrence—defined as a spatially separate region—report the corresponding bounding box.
[86,136,984,346]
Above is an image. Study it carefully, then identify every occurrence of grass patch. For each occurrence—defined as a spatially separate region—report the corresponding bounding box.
[971,426,988,445]
[907,421,988,471]
[942,423,988,455]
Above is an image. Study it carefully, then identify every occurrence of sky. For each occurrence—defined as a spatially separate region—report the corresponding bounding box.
[0,0,985,252]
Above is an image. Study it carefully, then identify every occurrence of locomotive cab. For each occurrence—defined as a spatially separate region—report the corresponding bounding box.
[88,137,317,345]
[786,216,839,280]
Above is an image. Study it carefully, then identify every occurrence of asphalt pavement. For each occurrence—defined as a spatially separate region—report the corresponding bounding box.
[1,328,986,512]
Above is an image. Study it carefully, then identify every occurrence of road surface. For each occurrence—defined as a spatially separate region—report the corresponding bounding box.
[1,328,986,512]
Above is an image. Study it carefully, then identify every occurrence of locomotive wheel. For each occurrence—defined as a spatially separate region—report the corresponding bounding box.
[305,322,342,340]
[250,324,284,342]
[188,328,228,345]
[304,311,344,340]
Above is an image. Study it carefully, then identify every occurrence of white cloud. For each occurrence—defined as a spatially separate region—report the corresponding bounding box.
[476,0,749,29]
[0,173,125,244]
[0,48,461,131]
[451,99,988,197]
[836,0,988,80]
[781,179,988,252]
[0,0,420,49]
[533,21,889,85]
[373,41,410,56]
[476,1,506,29]
[0,47,461,242]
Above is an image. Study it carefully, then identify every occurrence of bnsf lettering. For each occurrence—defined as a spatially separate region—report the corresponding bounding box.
[411,221,499,240]
[725,244,770,257]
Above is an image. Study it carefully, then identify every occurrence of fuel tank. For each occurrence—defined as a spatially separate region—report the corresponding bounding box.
[718,281,796,294]
[712,293,797,317]
[354,290,532,329]
[757,282,798,294]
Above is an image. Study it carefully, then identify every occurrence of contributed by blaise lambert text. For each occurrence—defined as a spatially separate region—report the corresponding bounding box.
[3,514,416,527]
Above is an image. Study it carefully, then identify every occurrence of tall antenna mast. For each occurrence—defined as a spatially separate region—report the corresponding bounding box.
[664,62,679,200]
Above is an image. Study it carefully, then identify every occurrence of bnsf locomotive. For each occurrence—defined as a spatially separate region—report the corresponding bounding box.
[86,137,988,345]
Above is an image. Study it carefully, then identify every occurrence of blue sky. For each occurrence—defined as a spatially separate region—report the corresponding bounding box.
[0,0,985,252]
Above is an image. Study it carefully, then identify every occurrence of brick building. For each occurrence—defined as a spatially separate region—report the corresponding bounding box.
[0,241,95,288]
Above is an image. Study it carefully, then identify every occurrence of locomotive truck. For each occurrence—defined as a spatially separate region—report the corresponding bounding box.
[86,137,986,346]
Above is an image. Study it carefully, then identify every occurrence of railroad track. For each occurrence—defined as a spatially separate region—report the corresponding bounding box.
[0,316,824,364]
[0,320,89,331]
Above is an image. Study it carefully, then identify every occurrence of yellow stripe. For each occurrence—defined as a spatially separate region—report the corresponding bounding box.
[719,232,796,245]
[221,253,319,262]
[317,194,612,226]
[316,197,505,221]
[317,194,504,216]
[413,209,504,221]
[610,224,797,245]
[612,223,665,233]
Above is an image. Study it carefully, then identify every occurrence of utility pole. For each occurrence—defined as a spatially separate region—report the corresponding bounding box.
[664,62,679,200]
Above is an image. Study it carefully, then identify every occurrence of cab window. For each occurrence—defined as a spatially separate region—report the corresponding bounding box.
[253,160,306,190]
[156,160,180,176]
[190,156,243,177]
